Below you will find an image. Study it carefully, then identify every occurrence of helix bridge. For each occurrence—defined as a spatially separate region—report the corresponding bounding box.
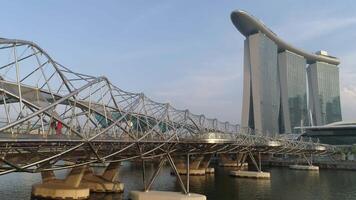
[0,37,335,199]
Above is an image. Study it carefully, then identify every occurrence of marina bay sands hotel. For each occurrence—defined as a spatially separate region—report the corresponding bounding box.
[231,10,342,135]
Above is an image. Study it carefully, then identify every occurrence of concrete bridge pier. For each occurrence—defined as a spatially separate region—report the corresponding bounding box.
[32,162,124,199]
[173,155,213,175]
[219,154,237,167]
[81,162,124,193]
[32,165,90,199]
[219,153,248,169]
[289,154,319,171]
[236,153,249,170]
[131,154,206,200]
[200,155,214,174]
[230,152,270,179]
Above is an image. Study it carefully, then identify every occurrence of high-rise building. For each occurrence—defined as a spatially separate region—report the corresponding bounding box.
[278,50,308,133]
[307,62,342,125]
[241,32,280,135]
[231,10,342,135]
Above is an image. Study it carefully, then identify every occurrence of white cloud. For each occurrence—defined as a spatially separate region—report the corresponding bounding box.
[341,87,356,121]
[339,49,356,121]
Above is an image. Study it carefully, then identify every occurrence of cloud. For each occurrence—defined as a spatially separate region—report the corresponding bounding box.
[338,50,356,121]
[341,87,356,121]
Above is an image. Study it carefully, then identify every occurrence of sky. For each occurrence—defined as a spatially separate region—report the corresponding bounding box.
[0,0,356,124]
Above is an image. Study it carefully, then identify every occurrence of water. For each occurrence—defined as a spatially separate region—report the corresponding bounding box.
[0,162,356,200]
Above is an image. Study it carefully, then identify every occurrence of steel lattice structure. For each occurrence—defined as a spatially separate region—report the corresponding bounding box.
[0,37,334,176]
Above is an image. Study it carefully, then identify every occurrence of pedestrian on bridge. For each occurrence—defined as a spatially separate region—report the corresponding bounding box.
[56,121,62,135]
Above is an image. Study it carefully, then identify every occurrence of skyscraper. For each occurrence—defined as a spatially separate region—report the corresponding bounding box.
[278,50,308,133]
[241,32,280,135]
[307,61,342,126]
[231,10,342,135]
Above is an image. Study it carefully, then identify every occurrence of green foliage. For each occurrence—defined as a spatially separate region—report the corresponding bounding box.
[351,145,356,154]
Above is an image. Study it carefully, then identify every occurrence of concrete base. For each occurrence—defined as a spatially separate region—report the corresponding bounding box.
[205,167,215,174]
[172,168,214,175]
[230,171,270,179]
[32,180,89,200]
[81,174,124,193]
[238,163,248,170]
[130,191,206,200]
[219,163,237,167]
[173,168,206,176]
[219,163,248,168]
[289,165,319,171]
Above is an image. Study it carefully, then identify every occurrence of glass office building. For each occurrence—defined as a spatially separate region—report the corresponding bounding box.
[241,32,280,135]
[307,62,342,125]
[278,51,308,133]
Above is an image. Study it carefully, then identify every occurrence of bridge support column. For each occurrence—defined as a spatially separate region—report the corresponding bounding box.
[200,155,214,174]
[236,153,248,170]
[230,152,270,179]
[172,155,207,175]
[81,162,124,193]
[32,165,90,199]
[130,154,206,200]
[41,170,56,183]
[219,153,248,169]
[289,154,319,171]
[219,154,236,167]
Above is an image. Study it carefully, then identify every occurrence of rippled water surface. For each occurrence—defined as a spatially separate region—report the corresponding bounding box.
[1,162,356,200]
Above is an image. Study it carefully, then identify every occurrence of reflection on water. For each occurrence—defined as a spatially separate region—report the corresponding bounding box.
[0,162,356,200]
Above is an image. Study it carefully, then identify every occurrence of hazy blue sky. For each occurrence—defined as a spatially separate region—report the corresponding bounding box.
[1,0,356,124]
